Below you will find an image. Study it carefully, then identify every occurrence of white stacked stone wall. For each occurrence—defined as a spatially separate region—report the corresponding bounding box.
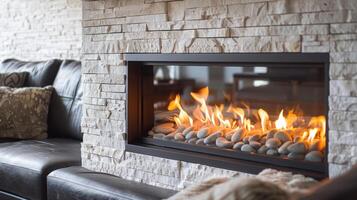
[81,0,357,190]
[0,0,82,60]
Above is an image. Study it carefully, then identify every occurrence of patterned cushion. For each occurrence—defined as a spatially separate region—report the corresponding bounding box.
[0,72,28,87]
[0,86,53,139]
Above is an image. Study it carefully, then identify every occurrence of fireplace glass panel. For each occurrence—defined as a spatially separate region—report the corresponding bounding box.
[151,65,324,116]
[143,63,326,163]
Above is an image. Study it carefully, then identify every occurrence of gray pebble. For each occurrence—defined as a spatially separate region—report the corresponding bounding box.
[185,131,197,140]
[267,129,277,139]
[153,123,175,134]
[231,128,244,143]
[243,137,249,144]
[153,133,165,139]
[241,144,256,153]
[278,141,293,155]
[266,138,282,149]
[288,152,305,160]
[258,145,268,154]
[197,128,209,139]
[175,126,186,133]
[174,133,185,141]
[233,142,244,150]
[182,126,194,136]
[309,141,321,152]
[274,131,292,143]
[216,137,234,148]
[148,130,155,136]
[163,132,175,140]
[249,141,262,149]
[225,133,233,140]
[249,134,261,142]
[293,136,301,143]
[288,142,307,154]
[204,131,221,144]
[259,136,267,144]
[196,138,205,145]
[188,138,198,144]
[305,151,323,162]
[266,149,279,156]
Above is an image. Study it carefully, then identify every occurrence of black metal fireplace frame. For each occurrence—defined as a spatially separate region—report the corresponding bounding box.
[125,53,330,180]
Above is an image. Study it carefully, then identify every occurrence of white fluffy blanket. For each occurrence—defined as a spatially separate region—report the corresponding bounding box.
[167,169,318,200]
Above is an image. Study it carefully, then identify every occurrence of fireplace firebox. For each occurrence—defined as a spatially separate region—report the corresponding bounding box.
[125,53,329,179]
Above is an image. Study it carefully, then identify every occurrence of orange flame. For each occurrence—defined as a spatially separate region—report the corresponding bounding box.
[258,109,269,132]
[228,106,245,125]
[275,110,287,130]
[308,116,326,148]
[168,94,193,126]
[190,87,211,123]
[166,87,326,151]
[308,128,318,144]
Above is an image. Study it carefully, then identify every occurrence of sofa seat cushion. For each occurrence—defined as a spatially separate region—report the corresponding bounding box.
[47,166,177,200]
[0,139,81,200]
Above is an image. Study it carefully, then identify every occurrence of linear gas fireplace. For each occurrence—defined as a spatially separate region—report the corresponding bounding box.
[125,53,329,179]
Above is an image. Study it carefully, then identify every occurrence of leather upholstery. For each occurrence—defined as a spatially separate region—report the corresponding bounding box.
[0,139,81,200]
[0,59,61,87]
[0,191,27,200]
[47,60,83,140]
[0,59,83,140]
[47,167,176,200]
[0,138,20,143]
[0,59,85,200]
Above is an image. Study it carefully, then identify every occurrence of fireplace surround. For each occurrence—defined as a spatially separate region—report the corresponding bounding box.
[125,53,329,179]
[79,0,357,191]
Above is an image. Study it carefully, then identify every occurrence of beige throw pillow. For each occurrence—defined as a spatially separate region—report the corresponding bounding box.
[0,72,28,87]
[0,86,53,139]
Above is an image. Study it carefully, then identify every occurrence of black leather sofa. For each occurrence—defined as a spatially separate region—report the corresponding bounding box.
[0,59,175,200]
[47,167,175,200]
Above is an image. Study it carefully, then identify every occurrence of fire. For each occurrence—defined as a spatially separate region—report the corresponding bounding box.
[168,94,193,126]
[167,87,326,149]
[275,110,287,130]
[308,128,318,143]
[190,87,211,123]
[308,116,326,149]
[258,109,269,132]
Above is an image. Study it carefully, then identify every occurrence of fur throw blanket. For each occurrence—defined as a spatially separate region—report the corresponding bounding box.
[167,169,318,200]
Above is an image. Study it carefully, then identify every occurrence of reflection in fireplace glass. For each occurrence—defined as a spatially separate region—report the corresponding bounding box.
[147,64,326,163]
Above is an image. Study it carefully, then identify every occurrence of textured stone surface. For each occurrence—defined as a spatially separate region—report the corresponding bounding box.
[79,0,357,190]
[0,0,82,60]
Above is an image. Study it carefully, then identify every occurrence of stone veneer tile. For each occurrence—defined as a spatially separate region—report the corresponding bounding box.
[83,18,126,27]
[0,0,82,60]
[329,110,357,132]
[330,63,357,80]
[227,2,268,17]
[80,0,357,190]
[230,27,270,37]
[196,28,229,38]
[331,23,357,34]
[126,14,168,23]
[329,96,357,111]
[301,11,351,24]
[114,2,167,18]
